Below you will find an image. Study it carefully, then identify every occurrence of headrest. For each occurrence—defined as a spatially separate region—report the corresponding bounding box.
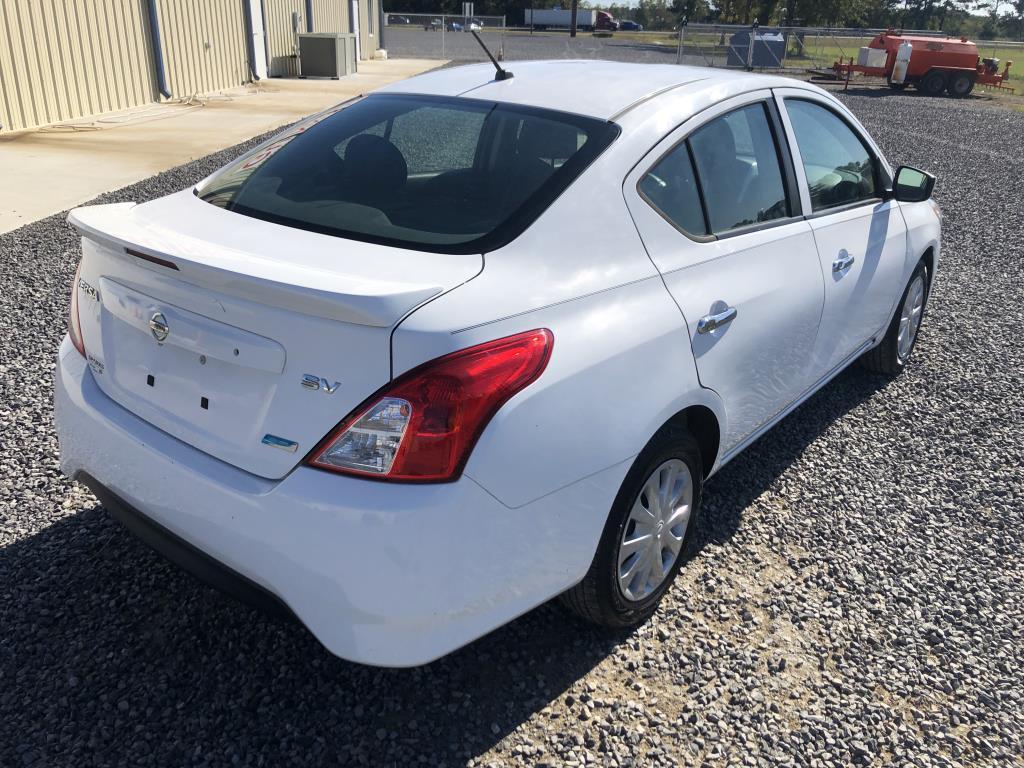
[516,119,582,163]
[344,134,408,193]
[702,126,737,171]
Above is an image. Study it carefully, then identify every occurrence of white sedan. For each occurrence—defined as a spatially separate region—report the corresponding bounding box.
[55,61,940,666]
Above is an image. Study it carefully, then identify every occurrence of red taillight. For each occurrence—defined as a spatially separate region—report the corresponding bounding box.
[307,329,553,482]
[68,262,86,357]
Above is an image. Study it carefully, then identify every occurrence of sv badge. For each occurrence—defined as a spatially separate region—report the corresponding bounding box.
[301,374,340,393]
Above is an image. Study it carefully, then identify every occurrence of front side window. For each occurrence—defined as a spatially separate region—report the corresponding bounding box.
[688,103,789,234]
[785,99,878,212]
[198,94,619,253]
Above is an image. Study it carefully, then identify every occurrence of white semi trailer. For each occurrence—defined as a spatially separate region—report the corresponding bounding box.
[524,8,618,30]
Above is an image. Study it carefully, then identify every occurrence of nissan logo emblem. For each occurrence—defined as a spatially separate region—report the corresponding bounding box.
[149,312,170,343]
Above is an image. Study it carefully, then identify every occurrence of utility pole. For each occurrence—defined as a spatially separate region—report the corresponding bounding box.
[570,0,579,38]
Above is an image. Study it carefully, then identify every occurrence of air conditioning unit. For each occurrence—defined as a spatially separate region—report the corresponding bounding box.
[297,33,357,78]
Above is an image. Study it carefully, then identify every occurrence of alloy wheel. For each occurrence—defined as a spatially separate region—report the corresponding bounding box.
[617,459,693,602]
[897,274,925,362]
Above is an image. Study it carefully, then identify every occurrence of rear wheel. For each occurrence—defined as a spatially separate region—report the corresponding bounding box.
[947,71,975,97]
[860,261,929,376]
[920,69,948,96]
[560,425,702,628]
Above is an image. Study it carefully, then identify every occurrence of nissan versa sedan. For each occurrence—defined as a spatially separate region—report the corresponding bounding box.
[55,62,940,666]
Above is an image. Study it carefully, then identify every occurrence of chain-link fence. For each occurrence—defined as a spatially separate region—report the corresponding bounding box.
[383,13,507,61]
[382,14,1023,80]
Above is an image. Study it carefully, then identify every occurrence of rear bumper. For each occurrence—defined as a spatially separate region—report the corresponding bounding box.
[79,473,296,623]
[54,337,630,666]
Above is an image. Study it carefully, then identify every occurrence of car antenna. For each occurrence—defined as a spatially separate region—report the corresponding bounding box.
[470,29,512,81]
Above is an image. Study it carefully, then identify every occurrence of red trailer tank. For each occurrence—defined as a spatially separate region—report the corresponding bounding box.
[833,31,1012,97]
[873,33,979,75]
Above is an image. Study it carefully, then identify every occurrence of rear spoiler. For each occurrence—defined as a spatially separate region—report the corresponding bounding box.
[68,202,445,328]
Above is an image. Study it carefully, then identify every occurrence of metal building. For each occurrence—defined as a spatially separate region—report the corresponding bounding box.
[263,0,377,76]
[0,0,380,133]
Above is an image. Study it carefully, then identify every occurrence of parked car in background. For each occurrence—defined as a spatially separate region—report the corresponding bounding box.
[447,20,463,31]
[424,17,442,30]
[387,14,409,24]
[619,20,643,31]
[56,62,940,667]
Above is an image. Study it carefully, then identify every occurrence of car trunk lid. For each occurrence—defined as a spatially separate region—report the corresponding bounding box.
[69,191,482,480]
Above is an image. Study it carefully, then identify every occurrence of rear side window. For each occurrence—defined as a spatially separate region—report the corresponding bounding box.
[198,94,619,254]
[784,99,878,211]
[689,103,789,233]
[637,102,790,239]
[638,143,707,237]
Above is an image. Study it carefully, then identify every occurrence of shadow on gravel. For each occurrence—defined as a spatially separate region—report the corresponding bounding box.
[605,42,678,56]
[825,86,913,99]
[829,85,990,101]
[0,366,888,765]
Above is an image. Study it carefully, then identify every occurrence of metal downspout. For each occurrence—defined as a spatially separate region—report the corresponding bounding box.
[260,0,271,75]
[243,0,261,80]
[305,0,314,32]
[146,0,172,99]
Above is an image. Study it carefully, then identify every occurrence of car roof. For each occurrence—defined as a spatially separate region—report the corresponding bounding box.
[374,60,816,121]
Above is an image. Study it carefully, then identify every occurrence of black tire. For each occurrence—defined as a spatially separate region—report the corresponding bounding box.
[947,71,975,97]
[860,261,930,375]
[920,69,948,97]
[560,424,703,628]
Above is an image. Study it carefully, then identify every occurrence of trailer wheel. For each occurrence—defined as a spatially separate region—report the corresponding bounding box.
[920,70,948,96]
[947,71,975,97]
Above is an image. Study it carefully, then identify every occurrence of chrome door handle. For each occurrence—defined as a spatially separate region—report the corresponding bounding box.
[832,253,856,273]
[697,306,738,334]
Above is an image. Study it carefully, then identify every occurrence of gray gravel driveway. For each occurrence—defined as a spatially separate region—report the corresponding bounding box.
[1,87,1022,767]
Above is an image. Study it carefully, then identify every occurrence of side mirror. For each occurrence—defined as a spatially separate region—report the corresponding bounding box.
[893,165,936,203]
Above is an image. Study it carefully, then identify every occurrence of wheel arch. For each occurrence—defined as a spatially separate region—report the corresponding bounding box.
[661,404,722,479]
[921,245,937,284]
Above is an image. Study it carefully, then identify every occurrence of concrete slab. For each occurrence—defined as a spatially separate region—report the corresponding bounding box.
[0,59,443,234]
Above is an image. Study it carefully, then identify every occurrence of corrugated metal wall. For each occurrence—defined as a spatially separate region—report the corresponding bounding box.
[315,0,347,35]
[0,0,156,132]
[155,0,248,97]
[0,0,374,132]
[264,0,356,77]
[264,0,303,77]
[359,0,373,62]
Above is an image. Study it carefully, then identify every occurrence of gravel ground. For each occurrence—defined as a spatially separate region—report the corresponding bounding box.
[1,86,1023,767]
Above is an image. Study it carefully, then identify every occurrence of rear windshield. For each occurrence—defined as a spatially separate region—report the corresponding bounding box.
[197,93,619,254]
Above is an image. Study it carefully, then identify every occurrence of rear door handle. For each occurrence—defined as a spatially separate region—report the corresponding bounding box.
[832,253,856,273]
[697,306,738,334]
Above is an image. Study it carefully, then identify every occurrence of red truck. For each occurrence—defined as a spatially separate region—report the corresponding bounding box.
[833,31,1012,97]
